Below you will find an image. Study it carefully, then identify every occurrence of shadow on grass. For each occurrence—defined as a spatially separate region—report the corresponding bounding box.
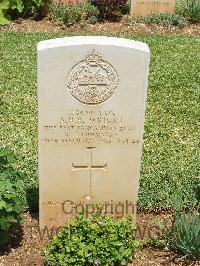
[194,186,200,203]
[193,177,200,206]
[26,184,39,215]
[0,223,23,255]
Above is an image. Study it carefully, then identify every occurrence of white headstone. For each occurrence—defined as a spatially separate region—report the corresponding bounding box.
[38,36,150,228]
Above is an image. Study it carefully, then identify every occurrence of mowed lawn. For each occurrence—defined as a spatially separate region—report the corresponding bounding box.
[0,32,199,210]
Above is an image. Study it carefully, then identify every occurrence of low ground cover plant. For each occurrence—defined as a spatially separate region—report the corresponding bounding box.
[90,0,127,19]
[50,1,99,26]
[0,148,26,246]
[123,13,187,28]
[139,13,187,28]
[44,212,140,265]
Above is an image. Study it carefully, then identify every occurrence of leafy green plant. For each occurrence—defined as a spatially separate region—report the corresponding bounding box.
[88,15,99,24]
[0,0,10,25]
[44,212,140,266]
[0,0,49,24]
[176,0,200,22]
[0,148,26,246]
[84,0,99,19]
[166,205,200,260]
[122,14,136,26]
[147,198,200,260]
[182,0,200,22]
[91,0,127,19]
[171,13,188,28]
[120,0,130,14]
[137,12,187,28]
[50,1,99,27]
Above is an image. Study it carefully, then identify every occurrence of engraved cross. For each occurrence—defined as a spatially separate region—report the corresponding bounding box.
[72,147,107,200]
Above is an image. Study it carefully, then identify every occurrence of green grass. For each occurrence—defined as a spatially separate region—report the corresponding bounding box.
[0,32,199,211]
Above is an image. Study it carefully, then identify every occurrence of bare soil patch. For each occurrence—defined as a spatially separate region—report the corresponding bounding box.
[0,212,199,266]
[1,18,200,36]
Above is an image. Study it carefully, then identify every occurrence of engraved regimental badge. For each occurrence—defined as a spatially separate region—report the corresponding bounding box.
[67,50,119,105]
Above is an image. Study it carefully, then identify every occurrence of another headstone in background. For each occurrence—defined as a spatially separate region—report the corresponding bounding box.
[131,0,175,17]
[53,0,85,3]
[38,36,150,228]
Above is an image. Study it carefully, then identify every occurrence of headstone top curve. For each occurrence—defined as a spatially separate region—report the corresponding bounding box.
[37,36,150,53]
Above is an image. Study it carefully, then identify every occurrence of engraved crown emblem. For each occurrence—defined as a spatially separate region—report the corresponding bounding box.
[85,50,102,66]
[67,50,119,105]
